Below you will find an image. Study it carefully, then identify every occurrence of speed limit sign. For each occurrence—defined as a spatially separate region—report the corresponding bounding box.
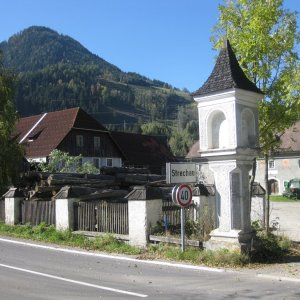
[176,184,192,208]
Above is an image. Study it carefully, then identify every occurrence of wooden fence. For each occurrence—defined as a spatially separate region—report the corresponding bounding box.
[0,200,4,223]
[75,201,128,235]
[21,201,56,226]
[162,200,195,227]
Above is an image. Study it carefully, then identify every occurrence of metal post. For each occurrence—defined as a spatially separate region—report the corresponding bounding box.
[181,207,185,252]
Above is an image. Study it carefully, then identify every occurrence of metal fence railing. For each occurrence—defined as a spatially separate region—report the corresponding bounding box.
[162,200,195,227]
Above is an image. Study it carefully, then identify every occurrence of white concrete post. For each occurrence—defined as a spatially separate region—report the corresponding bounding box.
[3,188,23,225]
[127,186,162,248]
[54,186,79,231]
[55,198,77,231]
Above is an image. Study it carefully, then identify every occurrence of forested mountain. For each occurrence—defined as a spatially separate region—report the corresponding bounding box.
[0,26,193,132]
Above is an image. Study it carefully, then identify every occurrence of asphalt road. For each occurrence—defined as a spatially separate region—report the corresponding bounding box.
[0,237,299,300]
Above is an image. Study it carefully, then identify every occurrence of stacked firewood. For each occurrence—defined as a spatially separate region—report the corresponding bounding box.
[18,166,166,201]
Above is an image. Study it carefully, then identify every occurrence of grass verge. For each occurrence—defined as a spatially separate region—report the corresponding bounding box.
[270,195,299,202]
[0,222,142,255]
[0,222,296,268]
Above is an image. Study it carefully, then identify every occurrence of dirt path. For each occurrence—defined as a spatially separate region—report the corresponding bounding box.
[270,201,300,242]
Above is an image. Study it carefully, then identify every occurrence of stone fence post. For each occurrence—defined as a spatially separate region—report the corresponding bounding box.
[54,186,79,231]
[126,186,162,248]
[3,188,24,225]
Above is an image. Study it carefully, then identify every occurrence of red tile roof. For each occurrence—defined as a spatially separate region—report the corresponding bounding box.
[16,107,107,158]
[278,120,300,152]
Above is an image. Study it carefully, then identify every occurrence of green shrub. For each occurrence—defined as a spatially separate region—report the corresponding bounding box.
[146,243,249,267]
[251,231,293,262]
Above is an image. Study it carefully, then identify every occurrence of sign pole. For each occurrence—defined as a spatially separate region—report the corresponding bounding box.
[172,184,192,252]
[181,207,185,252]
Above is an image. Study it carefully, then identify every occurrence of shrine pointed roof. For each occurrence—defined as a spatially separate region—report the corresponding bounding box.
[192,40,263,97]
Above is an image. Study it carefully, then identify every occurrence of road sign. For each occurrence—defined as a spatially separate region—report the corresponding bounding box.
[171,184,193,252]
[166,163,197,184]
[176,184,193,208]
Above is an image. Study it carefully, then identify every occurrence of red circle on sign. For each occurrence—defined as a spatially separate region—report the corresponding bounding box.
[176,184,192,208]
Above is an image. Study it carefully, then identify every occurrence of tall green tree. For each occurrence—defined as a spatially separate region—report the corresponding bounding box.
[212,0,300,231]
[141,122,171,137]
[0,54,23,192]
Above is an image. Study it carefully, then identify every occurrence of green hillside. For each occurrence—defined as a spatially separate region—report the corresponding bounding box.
[0,26,192,131]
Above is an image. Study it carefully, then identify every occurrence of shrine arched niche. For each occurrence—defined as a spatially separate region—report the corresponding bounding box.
[207,109,228,149]
[240,108,255,147]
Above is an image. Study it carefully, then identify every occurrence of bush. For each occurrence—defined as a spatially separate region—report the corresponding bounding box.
[146,243,250,267]
[251,230,293,263]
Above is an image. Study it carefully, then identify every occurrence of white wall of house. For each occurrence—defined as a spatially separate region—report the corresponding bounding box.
[29,156,122,170]
[82,157,122,168]
[255,156,300,195]
[28,157,47,163]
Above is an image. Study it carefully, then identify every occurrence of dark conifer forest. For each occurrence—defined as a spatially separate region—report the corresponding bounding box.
[0,26,198,155]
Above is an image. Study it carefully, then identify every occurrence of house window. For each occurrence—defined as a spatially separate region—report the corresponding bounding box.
[94,136,101,150]
[93,158,100,169]
[106,158,113,167]
[268,159,275,169]
[76,135,83,147]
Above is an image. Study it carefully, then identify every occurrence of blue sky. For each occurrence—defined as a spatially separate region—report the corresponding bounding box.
[1,0,300,92]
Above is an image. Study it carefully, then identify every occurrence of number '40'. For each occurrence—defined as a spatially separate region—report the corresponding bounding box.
[180,190,189,201]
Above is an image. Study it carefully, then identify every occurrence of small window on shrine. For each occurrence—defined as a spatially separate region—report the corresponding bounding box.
[208,110,228,149]
[241,109,255,147]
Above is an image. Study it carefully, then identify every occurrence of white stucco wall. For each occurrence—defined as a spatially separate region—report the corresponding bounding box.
[128,199,162,248]
[251,196,265,225]
[28,157,47,163]
[56,198,76,230]
[5,197,22,225]
[82,157,122,168]
[255,156,300,195]
[196,89,260,156]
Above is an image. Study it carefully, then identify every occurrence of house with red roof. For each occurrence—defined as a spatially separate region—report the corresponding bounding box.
[16,107,176,174]
[110,131,177,174]
[16,107,124,168]
[255,121,300,195]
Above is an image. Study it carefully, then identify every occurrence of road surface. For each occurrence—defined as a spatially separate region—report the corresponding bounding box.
[0,237,299,299]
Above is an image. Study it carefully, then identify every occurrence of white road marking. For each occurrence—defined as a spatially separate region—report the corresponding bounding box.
[0,237,225,273]
[0,263,148,298]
